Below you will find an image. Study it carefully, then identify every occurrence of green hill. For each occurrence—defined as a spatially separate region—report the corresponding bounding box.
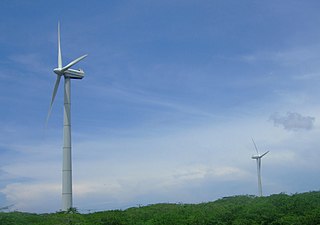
[1,191,320,225]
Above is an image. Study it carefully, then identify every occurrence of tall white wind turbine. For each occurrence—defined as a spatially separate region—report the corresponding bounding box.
[251,138,269,197]
[48,22,87,211]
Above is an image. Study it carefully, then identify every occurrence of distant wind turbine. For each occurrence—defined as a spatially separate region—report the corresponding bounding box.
[0,204,14,211]
[47,22,88,211]
[251,138,269,197]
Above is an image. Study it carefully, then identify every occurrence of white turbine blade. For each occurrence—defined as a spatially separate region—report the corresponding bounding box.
[260,151,269,158]
[61,54,88,72]
[58,22,62,68]
[251,138,259,155]
[46,75,61,124]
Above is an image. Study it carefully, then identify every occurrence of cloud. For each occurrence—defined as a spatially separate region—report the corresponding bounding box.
[1,111,320,213]
[9,53,49,74]
[269,112,315,131]
[1,182,60,212]
[240,45,320,65]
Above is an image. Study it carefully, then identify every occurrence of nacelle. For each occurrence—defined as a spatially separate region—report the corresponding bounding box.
[252,155,260,159]
[64,68,85,79]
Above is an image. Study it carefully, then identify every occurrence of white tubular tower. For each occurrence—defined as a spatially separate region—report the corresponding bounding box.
[62,77,72,210]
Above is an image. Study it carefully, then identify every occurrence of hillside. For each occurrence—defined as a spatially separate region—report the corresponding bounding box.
[1,191,320,225]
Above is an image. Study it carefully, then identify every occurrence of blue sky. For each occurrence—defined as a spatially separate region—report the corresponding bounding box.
[1,0,320,213]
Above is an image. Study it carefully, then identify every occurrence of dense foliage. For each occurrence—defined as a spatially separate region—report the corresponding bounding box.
[1,191,320,225]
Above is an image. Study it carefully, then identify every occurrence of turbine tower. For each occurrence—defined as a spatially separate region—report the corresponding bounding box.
[48,22,87,211]
[251,138,269,197]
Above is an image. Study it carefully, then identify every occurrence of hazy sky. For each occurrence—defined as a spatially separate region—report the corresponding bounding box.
[1,0,320,213]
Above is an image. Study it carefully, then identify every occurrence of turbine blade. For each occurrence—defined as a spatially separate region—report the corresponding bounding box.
[252,138,259,154]
[46,75,61,124]
[61,54,88,72]
[260,151,269,158]
[58,22,62,68]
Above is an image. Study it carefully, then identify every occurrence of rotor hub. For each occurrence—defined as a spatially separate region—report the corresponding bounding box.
[53,68,62,75]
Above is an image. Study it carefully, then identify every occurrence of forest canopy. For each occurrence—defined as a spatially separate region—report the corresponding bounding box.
[1,191,320,225]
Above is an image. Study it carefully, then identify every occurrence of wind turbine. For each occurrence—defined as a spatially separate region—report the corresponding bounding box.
[251,138,269,197]
[48,22,87,211]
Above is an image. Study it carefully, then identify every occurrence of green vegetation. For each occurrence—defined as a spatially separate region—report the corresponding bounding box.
[1,191,320,225]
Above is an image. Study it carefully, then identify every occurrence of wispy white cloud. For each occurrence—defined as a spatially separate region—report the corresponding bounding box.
[9,53,50,74]
[293,72,320,81]
[240,45,320,66]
